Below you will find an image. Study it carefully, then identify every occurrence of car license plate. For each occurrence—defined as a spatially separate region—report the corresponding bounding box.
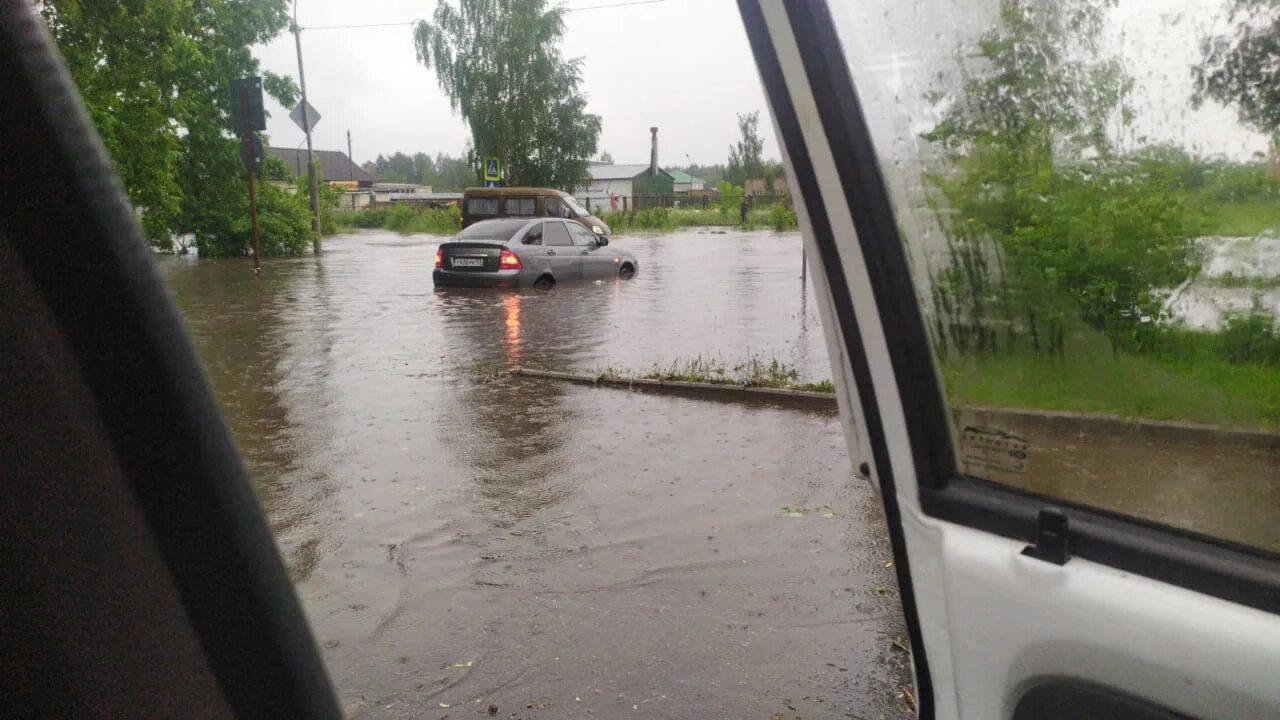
[452,257,485,268]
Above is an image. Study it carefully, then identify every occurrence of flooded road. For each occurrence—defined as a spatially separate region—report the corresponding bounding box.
[157,229,911,719]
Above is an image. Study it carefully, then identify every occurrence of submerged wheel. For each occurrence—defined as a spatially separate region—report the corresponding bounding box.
[619,263,636,279]
[534,275,555,290]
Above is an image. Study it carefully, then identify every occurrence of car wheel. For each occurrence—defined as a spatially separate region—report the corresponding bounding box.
[534,275,555,290]
[619,263,636,279]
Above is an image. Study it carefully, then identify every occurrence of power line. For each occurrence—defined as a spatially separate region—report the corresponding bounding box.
[568,0,666,11]
[302,0,666,30]
[305,20,418,31]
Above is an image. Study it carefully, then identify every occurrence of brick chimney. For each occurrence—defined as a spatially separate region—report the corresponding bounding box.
[649,126,658,175]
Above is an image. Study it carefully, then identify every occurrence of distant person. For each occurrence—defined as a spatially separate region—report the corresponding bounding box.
[740,195,749,225]
[609,193,619,212]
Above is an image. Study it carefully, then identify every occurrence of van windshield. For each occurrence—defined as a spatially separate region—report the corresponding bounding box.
[563,195,589,216]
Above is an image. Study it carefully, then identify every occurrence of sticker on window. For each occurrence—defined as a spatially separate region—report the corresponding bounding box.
[960,426,1028,476]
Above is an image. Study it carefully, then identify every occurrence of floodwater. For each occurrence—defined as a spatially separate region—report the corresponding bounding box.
[1161,235,1280,329]
[156,229,912,719]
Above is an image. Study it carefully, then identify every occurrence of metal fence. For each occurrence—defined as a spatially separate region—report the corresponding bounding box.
[578,193,790,214]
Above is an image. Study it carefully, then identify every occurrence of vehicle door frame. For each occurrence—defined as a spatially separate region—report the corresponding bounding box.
[515,220,553,274]
[737,1,1280,718]
[541,220,581,283]
[566,221,613,279]
[0,5,342,716]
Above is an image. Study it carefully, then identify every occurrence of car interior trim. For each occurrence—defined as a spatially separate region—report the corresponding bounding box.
[739,0,937,715]
[0,5,342,717]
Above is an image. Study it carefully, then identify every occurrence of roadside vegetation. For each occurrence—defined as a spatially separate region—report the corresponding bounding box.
[942,317,1280,428]
[597,355,832,393]
[587,330,1280,428]
[333,204,462,234]
[598,202,797,232]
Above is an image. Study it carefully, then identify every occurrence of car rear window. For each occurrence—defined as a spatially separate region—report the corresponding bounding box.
[505,197,536,215]
[456,219,528,240]
[466,197,499,216]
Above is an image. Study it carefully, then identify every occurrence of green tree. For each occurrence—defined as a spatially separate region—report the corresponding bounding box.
[1194,0,1280,138]
[377,152,417,183]
[726,111,765,185]
[921,1,1206,355]
[924,0,1127,165]
[598,150,614,163]
[413,151,436,186]
[40,0,308,256]
[413,0,601,189]
[761,160,784,192]
[434,153,476,191]
[689,163,725,186]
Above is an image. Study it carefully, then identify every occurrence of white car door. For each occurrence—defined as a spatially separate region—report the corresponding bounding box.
[738,1,1280,718]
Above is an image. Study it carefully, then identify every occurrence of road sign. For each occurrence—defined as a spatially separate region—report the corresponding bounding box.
[290,100,322,132]
[230,77,265,136]
[484,156,501,182]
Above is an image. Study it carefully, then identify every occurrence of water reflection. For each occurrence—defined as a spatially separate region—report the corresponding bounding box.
[158,255,340,582]
[502,292,521,367]
[432,285,615,526]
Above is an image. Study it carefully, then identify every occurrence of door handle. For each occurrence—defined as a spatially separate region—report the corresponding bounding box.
[546,250,556,256]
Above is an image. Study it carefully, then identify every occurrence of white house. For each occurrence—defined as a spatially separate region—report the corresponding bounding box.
[575,163,653,211]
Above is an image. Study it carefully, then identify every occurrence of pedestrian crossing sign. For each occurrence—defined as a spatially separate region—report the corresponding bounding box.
[484,157,501,182]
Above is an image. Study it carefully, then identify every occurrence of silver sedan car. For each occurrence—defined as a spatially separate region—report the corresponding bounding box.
[433,218,639,290]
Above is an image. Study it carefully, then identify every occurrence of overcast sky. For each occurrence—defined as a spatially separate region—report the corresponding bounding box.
[254,0,775,167]
[253,0,1267,169]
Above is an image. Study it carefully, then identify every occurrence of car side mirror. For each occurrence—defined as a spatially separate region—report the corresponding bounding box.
[596,236,609,247]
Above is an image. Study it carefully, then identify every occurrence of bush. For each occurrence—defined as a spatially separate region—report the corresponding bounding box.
[1202,161,1278,204]
[1217,312,1280,366]
[717,181,744,219]
[348,208,390,228]
[385,202,419,232]
[253,183,316,256]
[193,181,314,258]
[594,203,795,232]
[930,146,1209,356]
[381,203,461,234]
[769,203,796,231]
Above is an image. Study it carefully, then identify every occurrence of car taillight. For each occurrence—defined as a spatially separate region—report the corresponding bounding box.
[499,248,522,269]
[434,248,443,269]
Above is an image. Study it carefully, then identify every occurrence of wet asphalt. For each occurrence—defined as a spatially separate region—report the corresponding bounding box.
[157,229,913,719]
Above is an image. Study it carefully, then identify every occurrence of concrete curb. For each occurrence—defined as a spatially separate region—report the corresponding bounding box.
[511,367,1280,449]
[956,405,1280,450]
[510,367,837,408]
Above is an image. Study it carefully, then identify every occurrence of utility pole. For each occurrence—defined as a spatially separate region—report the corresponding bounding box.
[347,130,356,212]
[238,84,262,275]
[292,0,321,254]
